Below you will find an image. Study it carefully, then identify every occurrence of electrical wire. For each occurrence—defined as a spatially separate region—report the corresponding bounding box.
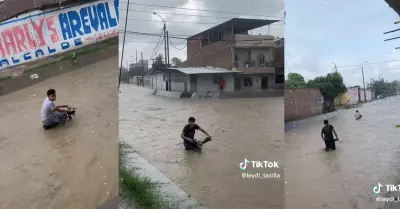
[120,30,277,41]
[149,29,164,60]
[119,2,284,19]
[121,8,284,20]
[121,18,283,26]
[168,37,187,50]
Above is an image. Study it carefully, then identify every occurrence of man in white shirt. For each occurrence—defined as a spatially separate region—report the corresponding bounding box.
[355,110,362,120]
[41,89,74,129]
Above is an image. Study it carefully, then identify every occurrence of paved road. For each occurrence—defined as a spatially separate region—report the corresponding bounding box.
[285,97,400,209]
[119,85,284,209]
[0,56,118,209]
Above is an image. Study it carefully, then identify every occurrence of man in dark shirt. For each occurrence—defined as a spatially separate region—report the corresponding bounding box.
[321,119,339,151]
[181,117,212,150]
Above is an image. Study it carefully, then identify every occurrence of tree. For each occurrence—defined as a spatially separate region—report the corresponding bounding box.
[171,57,182,67]
[368,79,400,96]
[285,73,306,88]
[306,71,347,99]
[154,54,164,65]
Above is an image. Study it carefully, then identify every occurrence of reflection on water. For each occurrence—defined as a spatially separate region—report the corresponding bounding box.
[119,85,284,209]
[285,97,400,209]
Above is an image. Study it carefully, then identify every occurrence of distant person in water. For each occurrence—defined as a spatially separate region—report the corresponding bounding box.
[355,110,362,120]
[181,117,212,150]
[321,119,339,151]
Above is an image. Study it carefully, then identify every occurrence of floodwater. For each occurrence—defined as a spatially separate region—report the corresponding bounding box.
[0,56,118,209]
[119,85,284,209]
[285,97,400,209]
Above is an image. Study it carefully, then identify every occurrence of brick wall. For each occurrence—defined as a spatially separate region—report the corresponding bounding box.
[285,88,323,121]
[186,38,234,69]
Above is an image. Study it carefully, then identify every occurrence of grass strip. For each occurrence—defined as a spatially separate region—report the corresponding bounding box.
[119,141,183,209]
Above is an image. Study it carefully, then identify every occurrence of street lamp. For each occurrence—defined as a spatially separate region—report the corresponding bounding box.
[361,61,368,102]
[332,62,337,72]
[153,12,171,91]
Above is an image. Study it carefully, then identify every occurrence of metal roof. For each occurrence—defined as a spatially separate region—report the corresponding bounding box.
[171,67,240,74]
[188,18,280,39]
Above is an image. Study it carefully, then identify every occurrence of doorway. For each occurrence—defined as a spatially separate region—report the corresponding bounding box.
[261,76,268,89]
[190,74,197,92]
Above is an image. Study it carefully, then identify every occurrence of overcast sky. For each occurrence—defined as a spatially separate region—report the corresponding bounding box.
[118,0,284,68]
[286,0,400,87]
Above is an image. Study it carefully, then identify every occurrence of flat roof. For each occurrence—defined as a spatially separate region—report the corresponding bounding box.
[171,67,240,74]
[188,18,280,39]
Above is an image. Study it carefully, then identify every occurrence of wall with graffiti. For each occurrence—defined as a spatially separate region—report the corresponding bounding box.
[0,0,119,69]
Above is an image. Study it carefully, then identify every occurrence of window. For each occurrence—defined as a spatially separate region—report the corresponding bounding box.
[163,74,167,81]
[243,76,253,87]
[218,28,225,40]
[258,54,265,67]
[275,74,284,84]
[213,75,223,85]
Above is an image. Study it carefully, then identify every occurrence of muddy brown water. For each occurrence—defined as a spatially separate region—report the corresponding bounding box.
[119,85,284,209]
[285,97,400,209]
[0,56,118,209]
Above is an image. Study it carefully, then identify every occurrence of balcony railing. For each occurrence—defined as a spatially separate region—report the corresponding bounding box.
[233,60,277,68]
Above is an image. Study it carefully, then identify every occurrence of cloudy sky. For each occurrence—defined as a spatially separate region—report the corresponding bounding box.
[118,0,283,68]
[286,0,400,86]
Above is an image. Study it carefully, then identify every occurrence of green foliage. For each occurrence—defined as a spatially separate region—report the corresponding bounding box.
[285,73,306,88]
[171,57,182,67]
[305,71,347,98]
[154,54,164,65]
[368,79,400,96]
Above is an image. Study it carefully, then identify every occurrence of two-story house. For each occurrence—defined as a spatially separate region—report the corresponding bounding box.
[183,18,284,92]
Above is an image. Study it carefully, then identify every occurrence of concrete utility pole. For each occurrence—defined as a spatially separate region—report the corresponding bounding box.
[118,0,130,90]
[166,31,171,91]
[361,61,368,102]
[141,52,143,68]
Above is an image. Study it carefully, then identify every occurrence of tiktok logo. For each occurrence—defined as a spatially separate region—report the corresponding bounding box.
[373,182,383,194]
[239,158,249,170]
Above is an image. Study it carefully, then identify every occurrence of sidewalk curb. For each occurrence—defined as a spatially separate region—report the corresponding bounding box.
[125,152,205,209]
[96,196,119,209]
[285,111,341,132]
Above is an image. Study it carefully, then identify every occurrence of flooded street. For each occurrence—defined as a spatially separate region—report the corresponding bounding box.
[285,97,400,209]
[119,85,284,209]
[0,56,118,209]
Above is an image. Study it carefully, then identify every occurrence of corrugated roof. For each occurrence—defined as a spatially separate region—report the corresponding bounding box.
[188,18,280,39]
[172,67,240,74]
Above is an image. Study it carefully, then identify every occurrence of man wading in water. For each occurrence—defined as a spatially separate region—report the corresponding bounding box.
[321,119,339,151]
[181,117,212,150]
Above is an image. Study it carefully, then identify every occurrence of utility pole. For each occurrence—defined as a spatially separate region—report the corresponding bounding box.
[141,52,143,68]
[118,0,130,90]
[136,49,138,64]
[163,23,169,91]
[166,31,171,91]
[362,66,367,102]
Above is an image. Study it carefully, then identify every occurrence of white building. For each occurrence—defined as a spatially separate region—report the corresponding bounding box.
[150,67,239,93]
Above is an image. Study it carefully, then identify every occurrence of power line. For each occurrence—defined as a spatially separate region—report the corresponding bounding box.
[120,30,277,41]
[121,8,284,20]
[304,64,400,80]
[122,18,283,25]
[337,60,400,68]
[149,29,164,60]
[168,37,187,50]
[119,2,284,19]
